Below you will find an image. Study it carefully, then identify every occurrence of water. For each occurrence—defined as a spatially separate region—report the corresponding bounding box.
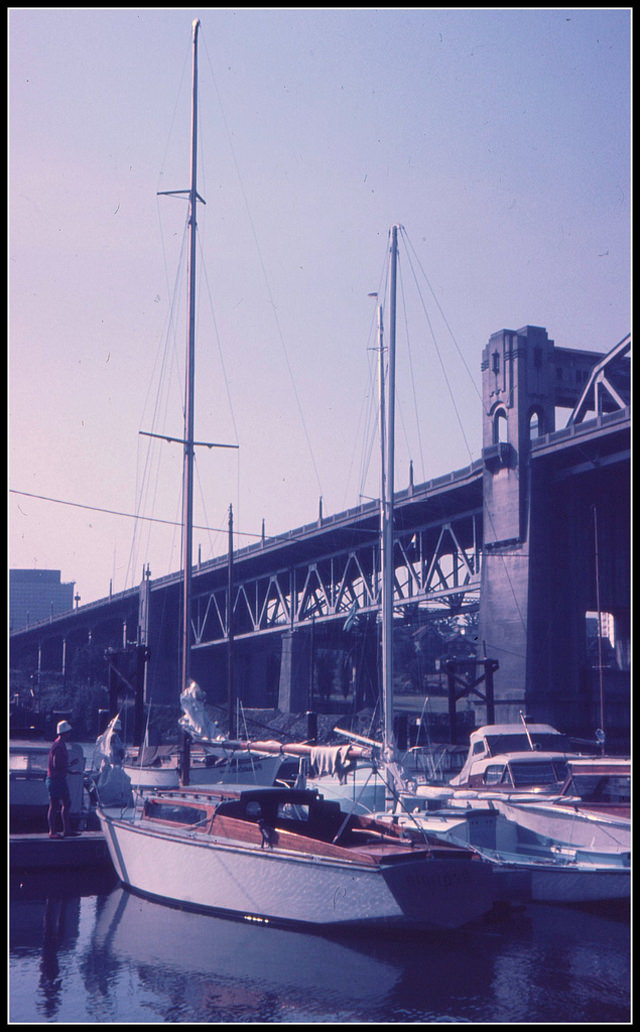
[10,868,630,1023]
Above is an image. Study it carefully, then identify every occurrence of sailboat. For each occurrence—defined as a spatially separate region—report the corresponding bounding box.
[213,226,416,815]
[98,24,498,930]
[291,225,413,813]
[117,21,288,796]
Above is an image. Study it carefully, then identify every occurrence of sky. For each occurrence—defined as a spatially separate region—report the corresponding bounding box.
[9,7,631,608]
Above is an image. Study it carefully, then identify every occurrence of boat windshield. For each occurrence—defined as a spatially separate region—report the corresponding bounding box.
[508,759,569,787]
[568,774,630,805]
[484,733,572,756]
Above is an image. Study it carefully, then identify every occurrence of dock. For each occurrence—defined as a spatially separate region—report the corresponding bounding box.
[10,830,112,871]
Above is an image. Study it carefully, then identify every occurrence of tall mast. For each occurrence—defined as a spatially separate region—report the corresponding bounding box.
[381,225,399,763]
[182,17,200,702]
[227,504,235,739]
[154,20,237,784]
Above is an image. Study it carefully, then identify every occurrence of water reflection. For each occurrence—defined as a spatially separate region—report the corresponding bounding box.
[87,887,401,1022]
[81,890,632,1023]
[10,876,630,1023]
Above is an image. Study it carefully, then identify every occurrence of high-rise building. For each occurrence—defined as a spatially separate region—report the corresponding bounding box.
[9,569,75,632]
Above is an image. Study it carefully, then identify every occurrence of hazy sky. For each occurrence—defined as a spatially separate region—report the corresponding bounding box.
[9,7,631,607]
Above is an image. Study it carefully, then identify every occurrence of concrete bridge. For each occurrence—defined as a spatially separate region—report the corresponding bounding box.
[10,326,630,745]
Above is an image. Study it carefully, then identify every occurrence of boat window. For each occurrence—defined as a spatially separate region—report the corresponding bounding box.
[146,803,206,825]
[472,741,486,756]
[246,801,262,820]
[277,802,310,822]
[509,761,564,787]
[483,765,506,785]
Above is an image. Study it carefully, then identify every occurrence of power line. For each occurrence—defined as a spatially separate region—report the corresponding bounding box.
[9,489,261,539]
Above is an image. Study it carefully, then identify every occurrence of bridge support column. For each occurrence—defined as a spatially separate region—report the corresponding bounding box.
[478,326,556,722]
[277,630,311,713]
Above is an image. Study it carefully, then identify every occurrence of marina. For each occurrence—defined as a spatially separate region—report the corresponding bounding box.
[9,9,630,1025]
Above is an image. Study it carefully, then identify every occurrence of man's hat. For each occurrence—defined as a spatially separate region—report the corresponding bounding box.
[56,720,72,735]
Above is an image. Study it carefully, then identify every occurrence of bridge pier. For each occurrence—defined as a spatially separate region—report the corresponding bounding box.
[277,630,312,713]
[478,325,630,742]
[478,325,554,721]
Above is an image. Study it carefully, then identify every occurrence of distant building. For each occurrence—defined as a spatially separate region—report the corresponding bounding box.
[9,569,75,632]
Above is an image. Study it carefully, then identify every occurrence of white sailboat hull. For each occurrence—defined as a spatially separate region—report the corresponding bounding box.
[124,764,180,790]
[97,809,494,930]
[124,753,285,792]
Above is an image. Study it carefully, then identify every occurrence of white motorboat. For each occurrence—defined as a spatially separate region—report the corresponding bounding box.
[368,716,631,903]
[377,799,630,904]
[419,721,632,855]
[97,783,496,930]
[447,720,590,793]
[398,718,601,812]
[490,756,631,854]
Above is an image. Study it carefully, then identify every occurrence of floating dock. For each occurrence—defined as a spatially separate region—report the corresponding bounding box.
[10,831,111,871]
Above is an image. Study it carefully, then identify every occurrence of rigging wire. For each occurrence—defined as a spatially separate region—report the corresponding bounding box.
[127,208,190,591]
[397,254,426,483]
[194,229,242,548]
[399,231,476,467]
[398,228,526,634]
[341,290,379,512]
[200,30,324,501]
[400,227,482,404]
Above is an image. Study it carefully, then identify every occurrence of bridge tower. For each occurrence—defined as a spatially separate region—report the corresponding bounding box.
[478,325,630,743]
[479,325,555,720]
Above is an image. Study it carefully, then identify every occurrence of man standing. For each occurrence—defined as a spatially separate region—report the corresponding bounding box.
[46,720,78,838]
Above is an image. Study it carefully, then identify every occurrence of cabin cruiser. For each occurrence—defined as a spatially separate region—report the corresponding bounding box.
[447,722,590,795]
[492,755,631,854]
[423,723,631,854]
[375,798,630,904]
[375,724,631,903]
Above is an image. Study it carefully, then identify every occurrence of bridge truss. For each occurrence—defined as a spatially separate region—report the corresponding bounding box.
[191,509,482,649]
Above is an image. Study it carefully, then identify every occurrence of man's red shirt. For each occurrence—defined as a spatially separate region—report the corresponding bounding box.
[47,736,69,778]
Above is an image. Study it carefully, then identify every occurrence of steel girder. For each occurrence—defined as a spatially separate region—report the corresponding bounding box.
[191,512,481,648]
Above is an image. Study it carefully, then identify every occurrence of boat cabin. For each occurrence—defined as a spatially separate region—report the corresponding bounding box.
[449,723,588,791]
[139,785,472,862]
[143,786,372,845]
[464,754,571,792]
